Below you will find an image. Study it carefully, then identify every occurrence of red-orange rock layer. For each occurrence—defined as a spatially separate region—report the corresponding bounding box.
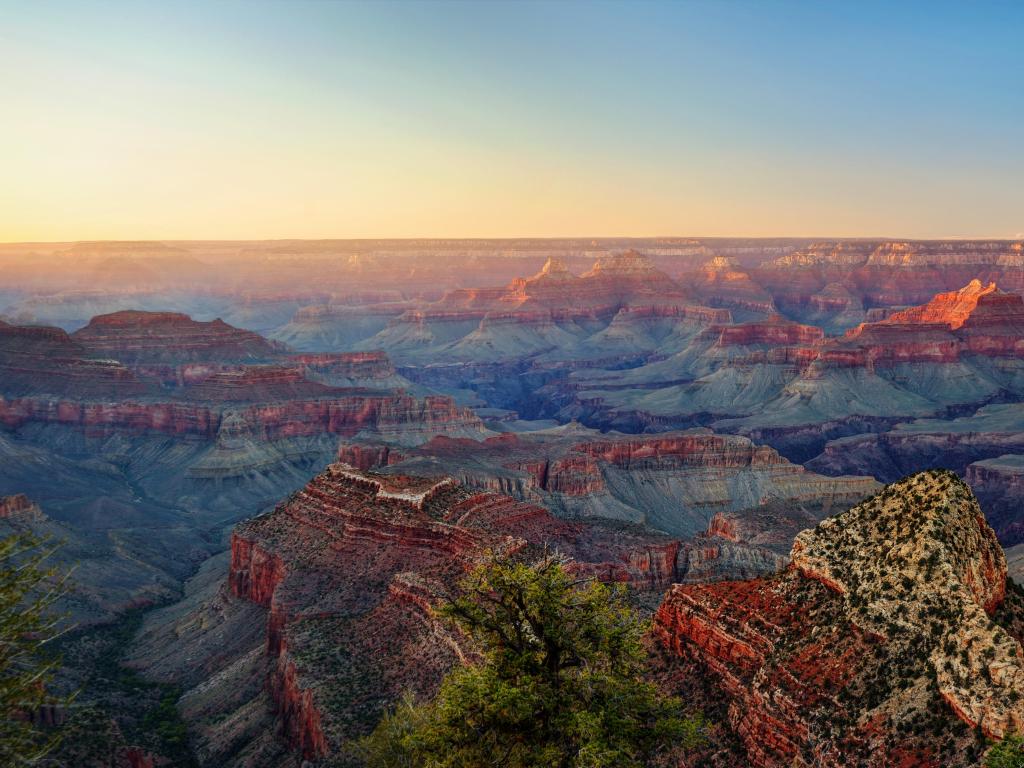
[0,393,481,441]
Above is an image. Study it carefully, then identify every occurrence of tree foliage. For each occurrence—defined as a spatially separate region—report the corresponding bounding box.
[987,732,1024,768]
[359,555,703,768]
[0,532,68,765]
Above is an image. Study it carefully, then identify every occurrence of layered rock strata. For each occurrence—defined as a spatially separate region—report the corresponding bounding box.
[221,464,688,761]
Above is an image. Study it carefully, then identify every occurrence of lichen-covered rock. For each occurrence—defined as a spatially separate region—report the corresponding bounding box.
[654,469,1024,767]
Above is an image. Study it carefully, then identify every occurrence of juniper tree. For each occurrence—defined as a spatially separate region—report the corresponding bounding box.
[360,554,703,768]
[0,533,68,766]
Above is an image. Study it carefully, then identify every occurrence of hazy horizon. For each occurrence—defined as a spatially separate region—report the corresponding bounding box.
[2,234,1024,248]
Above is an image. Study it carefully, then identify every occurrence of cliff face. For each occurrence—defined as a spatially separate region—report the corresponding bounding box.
[0,392,484,445]
[807,405,1024,544]
[289,350,396,382]
[966,456,1024,545]
[880,278,997,329]
[653,470,1024,768]
[220,464,689,762]
[337,428,876,542]
[0,320,146,398]
[819,280,1024,370]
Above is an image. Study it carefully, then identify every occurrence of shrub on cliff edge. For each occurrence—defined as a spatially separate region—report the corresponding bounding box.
[0,532,68,766]
[359,554,703,768]
[987,732,1024,768]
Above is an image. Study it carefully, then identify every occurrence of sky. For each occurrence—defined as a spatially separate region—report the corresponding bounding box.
[1,0,1022,241]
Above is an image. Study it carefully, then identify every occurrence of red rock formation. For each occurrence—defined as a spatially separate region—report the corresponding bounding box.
[290,350,396,380]
[0,320,146,398]
[0,392,482,442]
[713,315,824,348]
[0,397,221,437]
[336,443,402,470]
[706,511,740,541]
[881,278,996,329]
[957,291,1024,356]
[269,638,328,760]
[811,280,1024,370]
[654,471,1024,767]
[228,535,285,607]
[684,256,776,314]
[336,429,876,548]
[225,464,688,761]
[572,433,788,469]
[72,310,282,363]
[175,365,331,402]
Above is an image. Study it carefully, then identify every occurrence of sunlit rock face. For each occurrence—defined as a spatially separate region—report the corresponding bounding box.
[654,470,1024,768]
[682,256,776,316]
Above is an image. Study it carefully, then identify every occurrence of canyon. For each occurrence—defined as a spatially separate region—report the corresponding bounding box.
[2,238,1024,766]
[128,463,690,765]
[337,426,877,582]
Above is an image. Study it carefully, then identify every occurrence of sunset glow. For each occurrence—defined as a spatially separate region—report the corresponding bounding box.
[2,0,1022,241]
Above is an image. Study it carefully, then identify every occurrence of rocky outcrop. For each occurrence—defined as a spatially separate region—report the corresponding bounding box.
[290,350,396,382]
[179,366,332,402]
[228,536,285,607]
[0,397,221,437]
[823,279,1020,368]
[880,278,997,329]
[676,512,788,583]
[684,256,775,315]
[712,315,823,348]
[654,470,1024,767]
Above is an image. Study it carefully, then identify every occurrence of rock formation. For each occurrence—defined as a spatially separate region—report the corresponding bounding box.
[337,426,875,538]
[72,310,284,363]
[653,470,1024,767]
[808,405,1024,544]
[139,464,688,763]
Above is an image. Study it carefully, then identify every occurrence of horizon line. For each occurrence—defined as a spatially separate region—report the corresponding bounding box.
[3,233,1024,247]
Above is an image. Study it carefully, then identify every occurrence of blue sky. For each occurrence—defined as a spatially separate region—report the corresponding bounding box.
[1,0,1021,239]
